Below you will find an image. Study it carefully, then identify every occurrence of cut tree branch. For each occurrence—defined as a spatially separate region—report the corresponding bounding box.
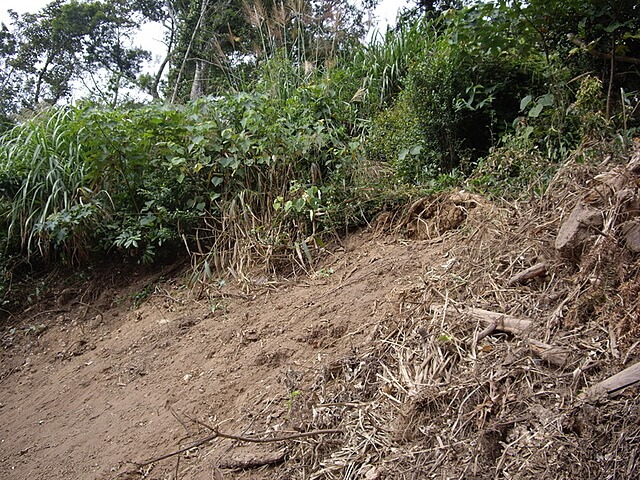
[433,305,572,367]
[218,450,287,469]
[507,262,547,286]
[582,361,640,399]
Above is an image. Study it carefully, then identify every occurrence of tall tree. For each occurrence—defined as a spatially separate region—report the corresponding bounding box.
[0,23,19,129]
[166,0,377,102]
[1,0,163,114]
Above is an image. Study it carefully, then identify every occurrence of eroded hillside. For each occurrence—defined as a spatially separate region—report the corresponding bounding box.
[1,148,639,480]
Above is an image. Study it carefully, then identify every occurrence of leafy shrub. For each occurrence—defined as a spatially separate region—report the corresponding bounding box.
[407,5,553,174]
[406,34,479,174]
[361,4,551,184]
[365,93,425,183]
[469,138,555,200]
[0,72,366,274]
[469,75,612,199]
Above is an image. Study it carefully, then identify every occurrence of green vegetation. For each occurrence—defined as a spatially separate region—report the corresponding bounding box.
[0,83,361,266]
[1,0,638,300]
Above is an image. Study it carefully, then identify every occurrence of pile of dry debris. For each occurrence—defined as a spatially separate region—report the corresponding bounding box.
[276,145,640,479]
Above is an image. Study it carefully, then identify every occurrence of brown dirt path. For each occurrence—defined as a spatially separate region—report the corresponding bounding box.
[1,231,435,479]
[2,184,639,479]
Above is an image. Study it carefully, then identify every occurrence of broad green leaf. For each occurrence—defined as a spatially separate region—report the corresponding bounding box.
[409,145,422,155]
[528,103,544,118]
[520,95,532,111]
[538,93,554,107]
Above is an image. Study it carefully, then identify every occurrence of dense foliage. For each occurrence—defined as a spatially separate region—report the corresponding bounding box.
[0,71,370,277]
[365,1,639,183]
[0,0,639,298]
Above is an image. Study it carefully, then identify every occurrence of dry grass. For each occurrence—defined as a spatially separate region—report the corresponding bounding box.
[273,147,640,479]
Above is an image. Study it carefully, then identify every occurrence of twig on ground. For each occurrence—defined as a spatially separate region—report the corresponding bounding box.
[507,262,547,286]
[134,428,343,467]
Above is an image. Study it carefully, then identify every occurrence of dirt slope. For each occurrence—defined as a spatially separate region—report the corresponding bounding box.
[1,154,639,480]
[1,231,440,479]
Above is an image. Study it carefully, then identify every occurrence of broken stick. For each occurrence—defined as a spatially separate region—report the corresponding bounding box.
[507,262,547,286]
[528,339,571,368]
[583,361,640,399]
[434,305,533,335]
[434,305,571,367]
[218,450,287,469]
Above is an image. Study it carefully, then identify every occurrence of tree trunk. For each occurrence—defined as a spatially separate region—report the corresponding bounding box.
[34,53,54,105]
[170,0,209,103]
[190,59,206,101]
[149,18,176,100]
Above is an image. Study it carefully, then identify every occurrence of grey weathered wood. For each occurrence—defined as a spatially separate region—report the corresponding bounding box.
[584,361,640,398]
[436,305,570,367]
[454,306,533,335]
[528,339,571,368]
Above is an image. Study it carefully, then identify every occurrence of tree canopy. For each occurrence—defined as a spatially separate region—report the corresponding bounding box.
[165,0,378,101]
[0,0,163,117]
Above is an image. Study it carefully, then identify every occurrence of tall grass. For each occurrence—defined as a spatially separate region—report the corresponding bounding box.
[0,79,366,278]
[355,17,437,110]
[0,108,101,262]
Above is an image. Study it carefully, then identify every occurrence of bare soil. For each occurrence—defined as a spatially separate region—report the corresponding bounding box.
[1,231,443,479]
[1,159,639,479]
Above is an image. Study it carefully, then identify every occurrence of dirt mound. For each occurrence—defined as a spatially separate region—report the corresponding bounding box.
[1,147,639,480]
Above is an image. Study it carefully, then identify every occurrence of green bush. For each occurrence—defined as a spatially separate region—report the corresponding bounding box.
[361,4,550,184]
[0,73,365,272]
[468,137,555,200]
[365,93,425,183]
[468,75,612,199]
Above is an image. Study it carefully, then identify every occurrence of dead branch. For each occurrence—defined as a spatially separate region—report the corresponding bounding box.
[72,301,104,322]
[567,34,640,65]
[472,323,497,351]
[507,262,547,286]
[434,305,533,335]
[583,361,640,399]
[528,339,571,368]
[436,305,571,367]
[134,428,342,467]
